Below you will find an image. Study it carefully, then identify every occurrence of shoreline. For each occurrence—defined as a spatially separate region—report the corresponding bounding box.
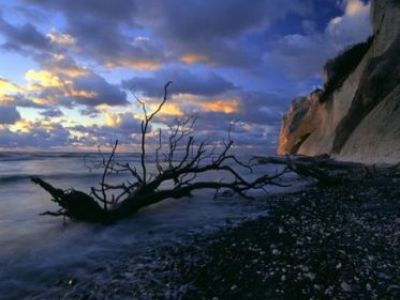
[34,174,400,299]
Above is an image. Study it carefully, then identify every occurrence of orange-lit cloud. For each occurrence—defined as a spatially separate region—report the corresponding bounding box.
[10,119,33,133]
[104,112,122,127]
[47,31,76,46]
[58,67,89,78]
[345,0,366,16]
[25,70,68,90]
[132,99,185,119]
[106,60,161,71]
[200,99,240,114]
[9,119,67,136]
[0,78,22,94]
[158,103,184,116]
[65,89,98,99]
[24,68,98,104]
[135,103,184,118]
[180,53,210,65]
[32,97,56,105]
[50,54,89,78]
[0,79,23,104]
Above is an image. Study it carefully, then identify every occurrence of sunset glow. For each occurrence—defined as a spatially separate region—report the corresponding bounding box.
[0,0,371,151]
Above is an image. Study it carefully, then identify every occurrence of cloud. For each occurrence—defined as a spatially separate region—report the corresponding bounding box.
[47,31,75,47]
[40,108,63,118]
[38,53,89,78]
[263,0,372,80]
[0,0,372,151]
[22,0,313,69]
[0,121,71,147]
[0,11,51,52]
[154,90,287,130]
[327,0,371,46]
[21,56,128,108]
[122,68,237,97]
[0,105,21,124]
[5,93,47,108]
[263,34,334,79]
[200,99,240,114]
[24,0,167,70]
[0,78,22,94]
[0,78,24,105]
[70,73,127,106]
[70,112,143,146]
[135,0,312,68]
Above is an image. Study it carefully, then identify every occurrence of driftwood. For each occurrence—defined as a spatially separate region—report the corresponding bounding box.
[254,155,392,185]
[32,82,287,224]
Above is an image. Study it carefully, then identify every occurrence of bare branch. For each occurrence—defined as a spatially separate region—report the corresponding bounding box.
[99,140,119,210]
[32,82,294,224]
[139,81,173,183]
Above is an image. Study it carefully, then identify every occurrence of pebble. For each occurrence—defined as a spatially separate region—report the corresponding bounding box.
[272,249,280,256]
[341,281,352,292]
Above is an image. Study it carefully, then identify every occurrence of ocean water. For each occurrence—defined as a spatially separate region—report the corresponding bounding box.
[0,152,301,299]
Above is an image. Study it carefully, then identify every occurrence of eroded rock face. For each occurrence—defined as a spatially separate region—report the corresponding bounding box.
[278,0,400,164]
[277,91,322,155]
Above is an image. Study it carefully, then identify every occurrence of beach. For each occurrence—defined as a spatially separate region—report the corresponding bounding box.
[0,153,289,299]
[13,170,400,300]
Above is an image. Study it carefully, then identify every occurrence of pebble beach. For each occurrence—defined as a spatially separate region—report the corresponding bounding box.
[38,174,400,300]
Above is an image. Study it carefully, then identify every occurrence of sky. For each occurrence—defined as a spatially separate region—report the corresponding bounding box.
[0,0,372,153]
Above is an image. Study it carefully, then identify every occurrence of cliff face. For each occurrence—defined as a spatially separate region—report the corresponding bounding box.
[278,0,400,164]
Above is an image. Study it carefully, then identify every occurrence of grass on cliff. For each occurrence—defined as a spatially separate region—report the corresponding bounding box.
[320,36,373,103]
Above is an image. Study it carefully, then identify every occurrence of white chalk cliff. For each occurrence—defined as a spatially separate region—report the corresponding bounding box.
[278,0,400,164]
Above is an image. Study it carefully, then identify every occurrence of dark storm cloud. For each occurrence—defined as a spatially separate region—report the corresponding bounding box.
[0,105,21,124]
[0,10,50,52]
[12,94,47,108]
[37,54,84,74]
[136,0,312,67]
[122,68,237,97]
[144,0,309,41]
[194,92,285,127]
[40,108,63,118]
[158,90,286,132]
[25,0,138,23]
[22,0,313,69]
[20,50,128,108]
[13,5,49,24]
[0,0,372,151]
[71,114,143,146]
[25,0,166,68]
[61,17,165,68]
[237,91,288,125]
[71,73,128,107]
[0,123,71,147]
[263,0,372,80]
[22,67,128,108]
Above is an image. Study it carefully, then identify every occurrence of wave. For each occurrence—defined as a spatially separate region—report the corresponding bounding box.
[0,171,129,184]
[0,152,142,162]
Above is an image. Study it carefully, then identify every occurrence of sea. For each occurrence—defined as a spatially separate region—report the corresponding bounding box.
[0,152,304,299]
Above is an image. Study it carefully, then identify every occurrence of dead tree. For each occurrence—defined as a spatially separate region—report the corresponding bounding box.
[32,82,287,223]
[254,155,370,185]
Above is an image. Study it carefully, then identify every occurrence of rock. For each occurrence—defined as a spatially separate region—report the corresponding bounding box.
[67,278,77,287]
[272,249,280,256]
[341,281,352,292]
